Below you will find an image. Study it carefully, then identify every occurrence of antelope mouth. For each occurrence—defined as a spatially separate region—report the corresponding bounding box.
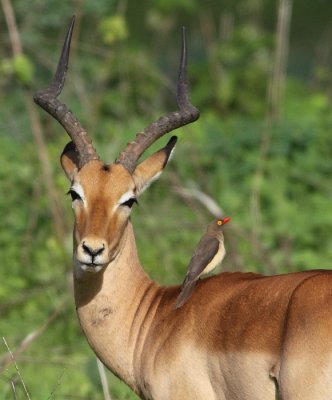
[78,261,107,273]
[82,264,105,273]
[74,248,120,273]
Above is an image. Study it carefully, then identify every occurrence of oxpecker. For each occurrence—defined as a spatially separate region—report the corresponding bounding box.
[175,217,231,309]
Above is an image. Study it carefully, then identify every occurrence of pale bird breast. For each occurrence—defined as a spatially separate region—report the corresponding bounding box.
[199,243,226,276]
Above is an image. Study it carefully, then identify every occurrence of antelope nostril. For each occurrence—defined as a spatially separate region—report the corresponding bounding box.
[82,242,105,257]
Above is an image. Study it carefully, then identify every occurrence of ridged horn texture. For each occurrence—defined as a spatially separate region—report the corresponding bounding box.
[115,27,200,174]
[33,16,99,169]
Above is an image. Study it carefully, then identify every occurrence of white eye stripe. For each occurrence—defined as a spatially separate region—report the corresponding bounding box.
[71,182,86,203]
[118,190,135,206]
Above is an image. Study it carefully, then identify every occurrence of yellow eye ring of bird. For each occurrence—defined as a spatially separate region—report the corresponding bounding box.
[217,217,231,226]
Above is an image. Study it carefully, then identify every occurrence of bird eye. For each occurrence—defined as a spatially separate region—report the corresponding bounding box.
[67,189,82,202]
[121,198,138,208]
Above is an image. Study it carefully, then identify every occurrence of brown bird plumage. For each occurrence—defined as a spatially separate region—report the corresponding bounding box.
[175,217,230,309]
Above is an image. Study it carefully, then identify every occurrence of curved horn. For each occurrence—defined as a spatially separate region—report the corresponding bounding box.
[116,27,200,174]
[33,16,99,168]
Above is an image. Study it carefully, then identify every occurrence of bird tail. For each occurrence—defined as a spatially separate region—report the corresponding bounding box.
[174,279,198,309]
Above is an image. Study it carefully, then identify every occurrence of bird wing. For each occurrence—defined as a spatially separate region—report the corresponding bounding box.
[185,235,220,281]
[174,279,197,309]
[174,236,219,309]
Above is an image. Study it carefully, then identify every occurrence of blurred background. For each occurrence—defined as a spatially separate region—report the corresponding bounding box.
[1,0,332,398]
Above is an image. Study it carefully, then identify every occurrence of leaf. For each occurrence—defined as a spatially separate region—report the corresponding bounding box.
[99,15,128,45]
[13,54,34,85]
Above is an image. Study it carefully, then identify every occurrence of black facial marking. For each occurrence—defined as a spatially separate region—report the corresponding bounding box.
[101,164,110,172]
[121,198,138,208]
[67,189,82,202]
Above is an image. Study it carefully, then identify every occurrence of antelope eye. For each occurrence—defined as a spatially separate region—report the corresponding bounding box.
[67,189,82,202]
[121,198,138,208]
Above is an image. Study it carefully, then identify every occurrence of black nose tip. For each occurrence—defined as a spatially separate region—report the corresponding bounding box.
[82,242,105,257]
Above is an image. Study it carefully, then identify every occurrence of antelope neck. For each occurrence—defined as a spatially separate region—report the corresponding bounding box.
[73,221,158,391]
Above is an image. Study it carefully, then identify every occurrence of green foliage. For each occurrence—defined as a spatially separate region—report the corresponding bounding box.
[99,15,128,45]
[217,24,273,115]
[13,54,34,85]
[154,0,198,13]
[1,1,332,399]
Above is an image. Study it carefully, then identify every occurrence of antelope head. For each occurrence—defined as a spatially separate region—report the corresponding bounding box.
[34,16,199,274]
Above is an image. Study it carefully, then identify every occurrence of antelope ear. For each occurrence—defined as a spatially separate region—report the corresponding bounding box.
[60,142,79,180]
[133,136,177,196]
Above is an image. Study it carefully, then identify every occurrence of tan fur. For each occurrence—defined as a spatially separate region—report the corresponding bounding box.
[62,153,332,400]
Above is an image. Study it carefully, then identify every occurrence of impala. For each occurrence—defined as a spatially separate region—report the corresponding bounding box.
[34,16,332,400]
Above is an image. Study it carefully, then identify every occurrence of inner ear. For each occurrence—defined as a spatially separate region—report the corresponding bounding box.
[133,136,177,196]
[60,141,80,180]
